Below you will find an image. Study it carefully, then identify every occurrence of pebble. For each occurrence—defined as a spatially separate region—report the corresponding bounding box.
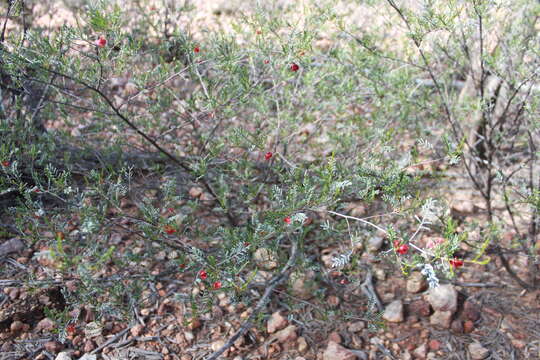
[406,272,427,293]
[382,300,404,323]
[426,284,457,313]
[430,310,453,328]
[44,341,63,353]
[409,300,431,317]
[348,321,366,333]
[54,352,72,360]
[274,325,298,343]
[130,324,145,337]
[253,248,278,270]
[297,337,308,353]
[267,311,288,333]
[367,236,384,252]
[468,342,490,359]
[10,320,24,332]
[412,343,427,359]
[323,341,357,360]
[36,318,55,332]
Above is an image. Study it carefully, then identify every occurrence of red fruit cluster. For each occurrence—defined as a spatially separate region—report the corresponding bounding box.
[283,216,291,224]
[194,46,200,53]
[96,36,107,48]
[199,270,207,280]
[265,151,273,160]
[164,225,176,234]
[213,281,222,290]
[1,161,9,167]
[290,63,300,72]
[449,258,464,269]
[394,241,409,255]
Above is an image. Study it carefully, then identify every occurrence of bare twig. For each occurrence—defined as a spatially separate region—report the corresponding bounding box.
[205,239,299,360]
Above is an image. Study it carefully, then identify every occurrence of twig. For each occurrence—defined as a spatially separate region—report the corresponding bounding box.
[90,327,131,354]
[451,281,505,288]
[360,269,383,312]
[205,239,299,360]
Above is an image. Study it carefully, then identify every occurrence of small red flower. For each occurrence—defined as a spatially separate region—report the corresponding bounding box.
[397,244,409,255]
[164,225,176,234]
[393,240,400,248]
[265,152,273,160]
[66,324,76,335]
[1,161,9,167]
[95,36,107,48]
[33,188,40,193]
[449,258,464,269]
[264,59,270,64]
[199,270,207,280]
[339,278,348,285]
[194,46,200,53]
[180,263,186,269]
[256,30,262,35]
[284,216,291,224]
[213,281,222,290]
[167,207,175,214]
[290,63,300,72]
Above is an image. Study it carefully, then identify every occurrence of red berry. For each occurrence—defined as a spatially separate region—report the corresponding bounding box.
[96,36,107,48]
[449,258,464,269]
[339,278,348,285]
[180,263,186,269]
[265,152,273,160]
[213,281,222,290]
[284,216,291,224]
[66,324,76,335]
[1,161,9,167]
[199,270,207,280]
[194,46,200,53]
[393,240,400,248]
[290,63,299,72]
[164,225,176,234]
[256,30,262,35]
[264,59,270,64]
[397,244,409,255]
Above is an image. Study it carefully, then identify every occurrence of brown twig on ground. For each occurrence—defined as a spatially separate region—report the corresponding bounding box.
[360,268,383,312]
[205,239,299,360]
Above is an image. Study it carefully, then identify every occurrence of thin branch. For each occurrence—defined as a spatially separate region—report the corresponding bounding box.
[205,238,298,360]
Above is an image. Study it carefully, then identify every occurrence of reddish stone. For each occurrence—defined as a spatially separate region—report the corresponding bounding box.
[428,339,441,351]
[463,320,475,333]
[409,299,431,317]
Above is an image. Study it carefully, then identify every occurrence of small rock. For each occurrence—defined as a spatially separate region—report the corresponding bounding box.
[468,342,490,360]
[463,320,475,333]
[428,339,441,351]
[188,187,203,198]
[367,236,384,252]
[83,340,95,353]
[10,320,24,332]
[274,325,298,343]
[36,318,55,332]
[328,331,341,344]
[297,337,308,353]
[409,300,431,317]
[463,300,481,321]
[407,272,428,293]
[267,311,288,334]
[451,319,463,333]
[323,341,357,360]
[348,321,366,333]
[54,352,72,360]
[289,271,316,299]
[412,344,427,359]
[426,284,457,313]
[253,248,278,270]
[44,341,63,353]
[382,300,404,323]
[430,310,453,328]
[211,340,225,352]
[327,295,340,307]
[78,355,97,360]
[130,324,145,337]
[184,331,194,343]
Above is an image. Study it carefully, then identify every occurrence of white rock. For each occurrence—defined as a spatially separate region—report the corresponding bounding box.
[430,310,453,328]
[406,272,427,293]
[367,236,384,252]
[382,300,404,323]
[79,355,97,360]
[468,342,490,360]
[426,284,457,313]
[55,352,72,360]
